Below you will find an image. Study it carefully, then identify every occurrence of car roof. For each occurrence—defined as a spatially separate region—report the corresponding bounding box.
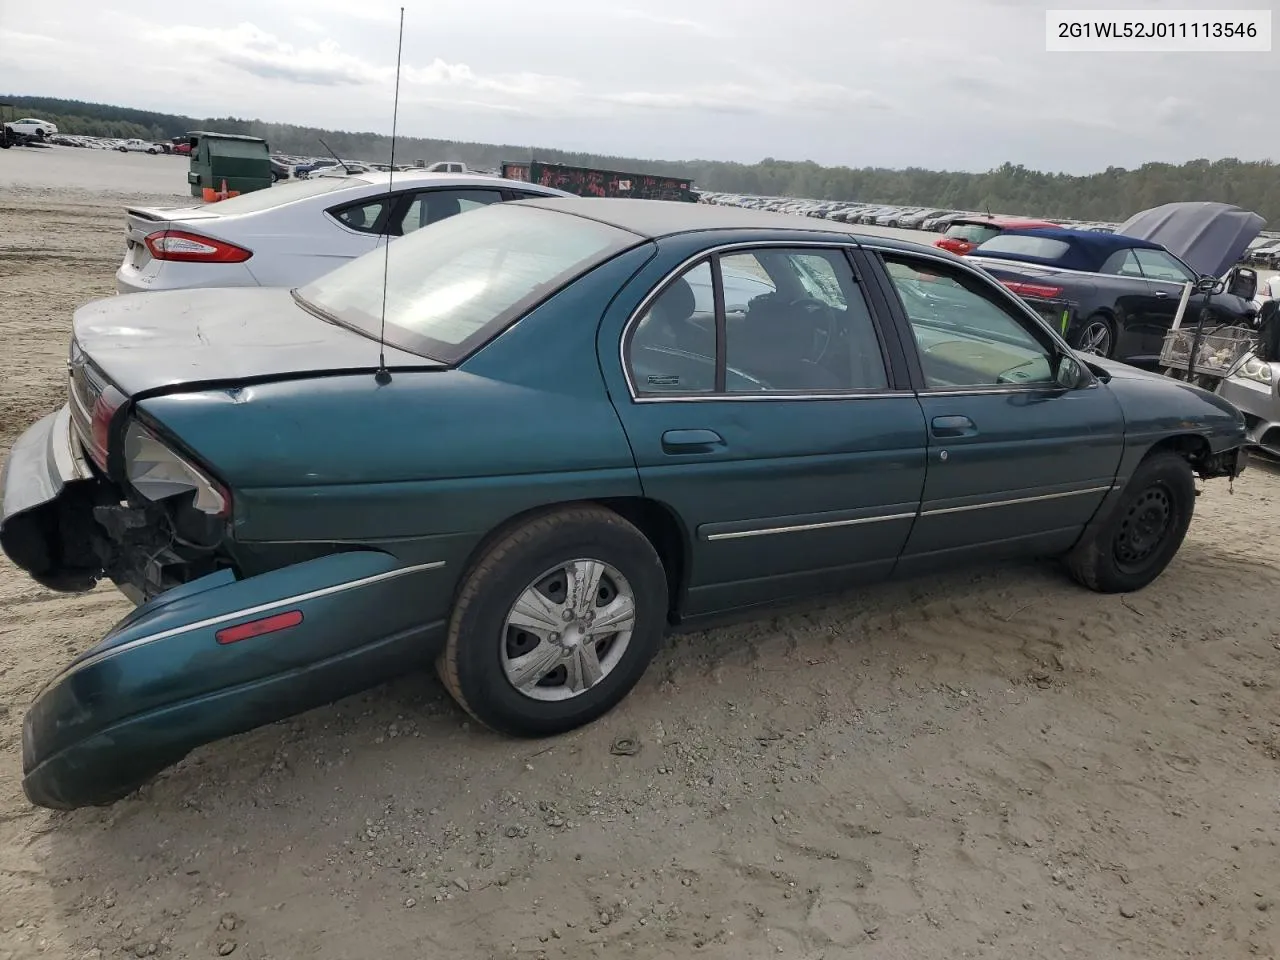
[514,196,873,239]
[950,215,1058,228]
[994,226,1164,251]
[975,226,1166,272]
[341,170,570,194]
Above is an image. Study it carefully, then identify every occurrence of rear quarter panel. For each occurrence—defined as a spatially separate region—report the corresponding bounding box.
[135,245,659,569]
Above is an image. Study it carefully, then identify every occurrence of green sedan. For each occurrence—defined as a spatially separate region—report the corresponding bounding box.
[0,198,1249,810]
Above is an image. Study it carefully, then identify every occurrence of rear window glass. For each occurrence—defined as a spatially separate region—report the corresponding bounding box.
[973,235,1071,260]
[944,222,1001,244]
[295,203,636,363]
[188,176,361,215]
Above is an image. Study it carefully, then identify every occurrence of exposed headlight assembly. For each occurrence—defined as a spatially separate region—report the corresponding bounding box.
[123,420,230,517]
[1233,356,1276,386]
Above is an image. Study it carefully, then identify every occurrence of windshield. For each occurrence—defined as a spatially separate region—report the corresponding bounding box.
[295,203,636,362]
[944,222,1002,244]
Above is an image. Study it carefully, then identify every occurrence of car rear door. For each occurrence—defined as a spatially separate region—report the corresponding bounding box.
[599,238,928,619]
[865,246,1126,574]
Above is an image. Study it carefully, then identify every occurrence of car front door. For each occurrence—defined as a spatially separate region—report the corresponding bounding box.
[1133,246,1254,333]
[868,248,1127,575]
[1096,246,1167,360]
[600,241,929,619]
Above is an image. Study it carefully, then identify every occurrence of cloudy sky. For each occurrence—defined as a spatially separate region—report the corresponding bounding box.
[2,0,1275,173]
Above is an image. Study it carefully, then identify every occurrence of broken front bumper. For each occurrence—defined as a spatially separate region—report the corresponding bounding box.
[21,549,451,810]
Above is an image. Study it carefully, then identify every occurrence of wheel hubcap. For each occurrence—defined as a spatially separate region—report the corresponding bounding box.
[1080,322,1111,356]
[1114,486,1173,569]
[501,559,636,701]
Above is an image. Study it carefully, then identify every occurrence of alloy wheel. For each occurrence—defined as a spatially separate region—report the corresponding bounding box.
[1079,321,1112,357]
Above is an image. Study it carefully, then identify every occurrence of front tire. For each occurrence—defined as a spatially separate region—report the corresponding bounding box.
[438,505,668,737]
[1065,451,1196,593]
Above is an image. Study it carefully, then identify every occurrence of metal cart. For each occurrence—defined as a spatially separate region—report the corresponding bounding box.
[1159,280,1259,390]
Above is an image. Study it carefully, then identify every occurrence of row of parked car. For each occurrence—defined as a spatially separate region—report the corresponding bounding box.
[698,192,1124,235]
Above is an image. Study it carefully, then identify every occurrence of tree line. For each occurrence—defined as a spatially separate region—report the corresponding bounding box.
[7,94,1279,226]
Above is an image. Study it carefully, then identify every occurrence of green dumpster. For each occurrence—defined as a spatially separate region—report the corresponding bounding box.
[186,131,272,200]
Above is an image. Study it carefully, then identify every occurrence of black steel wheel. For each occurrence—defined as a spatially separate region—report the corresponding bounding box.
[1065,451,1195,593]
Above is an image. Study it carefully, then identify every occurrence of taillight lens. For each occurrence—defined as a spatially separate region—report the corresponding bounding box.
[88,384,126,471]
[1002,280,1065,299]
[144,229,252,263]
[123,419,232,518]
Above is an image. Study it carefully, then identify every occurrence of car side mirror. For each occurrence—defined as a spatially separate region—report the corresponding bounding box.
[1055,352,1088,390]
[1225,266,1258,301]
[1196,274,1222,295]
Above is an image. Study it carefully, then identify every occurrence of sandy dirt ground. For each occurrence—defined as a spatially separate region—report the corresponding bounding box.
[2,148,1280,960]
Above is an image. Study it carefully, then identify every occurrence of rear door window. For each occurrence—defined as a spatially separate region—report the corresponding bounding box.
[332,199,392,234]
[1100,249,1145,277]
[393,188,505,236]
[1132,248,1196,283]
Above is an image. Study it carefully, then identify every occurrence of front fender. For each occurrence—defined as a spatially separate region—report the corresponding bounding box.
[23,549,450,810]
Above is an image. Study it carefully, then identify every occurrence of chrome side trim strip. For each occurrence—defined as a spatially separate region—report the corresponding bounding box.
[634,390,910,404]
[61,560,447,679]
[920,485,1113,518]
[705,510,918,541]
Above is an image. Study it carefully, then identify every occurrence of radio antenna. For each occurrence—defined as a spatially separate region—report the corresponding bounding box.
[375,5,406,386]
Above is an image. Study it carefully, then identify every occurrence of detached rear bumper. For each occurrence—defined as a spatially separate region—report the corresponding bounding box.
[22,550,451,810]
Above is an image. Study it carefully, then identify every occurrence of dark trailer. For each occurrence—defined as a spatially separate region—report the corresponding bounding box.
[501,160,695,202]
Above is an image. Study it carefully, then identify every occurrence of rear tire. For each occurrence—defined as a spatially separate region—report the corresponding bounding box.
[1065,451,1195,593]
[438,505,668,737]
[1071,313,1115,358]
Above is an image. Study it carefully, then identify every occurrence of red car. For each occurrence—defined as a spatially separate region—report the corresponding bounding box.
[172,142,192,156]
[935,216,1058,256]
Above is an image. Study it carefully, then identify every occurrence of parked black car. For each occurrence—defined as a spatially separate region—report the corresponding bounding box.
[967,227,1258,364]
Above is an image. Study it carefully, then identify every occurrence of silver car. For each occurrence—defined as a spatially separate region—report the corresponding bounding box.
[115,172,571,295]
[1218,355,1280,456]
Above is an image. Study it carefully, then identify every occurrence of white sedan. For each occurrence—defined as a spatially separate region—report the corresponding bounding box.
[115,172,572,294]
[4,117,57,139]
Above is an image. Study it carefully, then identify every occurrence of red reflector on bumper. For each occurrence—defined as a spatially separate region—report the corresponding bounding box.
[215,610,304,645]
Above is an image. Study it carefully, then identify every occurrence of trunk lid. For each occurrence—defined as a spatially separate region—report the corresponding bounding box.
[73,287,441,396]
